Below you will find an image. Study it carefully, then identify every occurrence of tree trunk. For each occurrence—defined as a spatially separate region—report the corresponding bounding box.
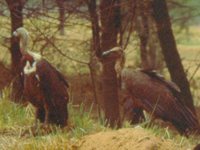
[101,61,120,127]
[136,0,150,70]
[42,0,45,12]
[6,0,25,74]
[56,0,65,35]
[87,0,103,119]
[6,0,25,103]
[151,0,196,113]
[0,62,12,91]
[88,0,101,57]
[100,0,121,128]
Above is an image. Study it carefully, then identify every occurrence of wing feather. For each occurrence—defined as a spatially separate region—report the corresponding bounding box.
[122,69,200,135]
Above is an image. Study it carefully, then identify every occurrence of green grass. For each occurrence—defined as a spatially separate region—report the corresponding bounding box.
[68,103,105,138]
[0,87,104,149]
[142,123,199,149]
[0,88,34,128]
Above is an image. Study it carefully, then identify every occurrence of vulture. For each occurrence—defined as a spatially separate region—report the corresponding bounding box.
[13,27,69,127]
[102,47,200,136]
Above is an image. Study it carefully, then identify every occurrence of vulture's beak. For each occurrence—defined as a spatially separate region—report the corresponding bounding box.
[13,30,18,37]
[12,30,19,43]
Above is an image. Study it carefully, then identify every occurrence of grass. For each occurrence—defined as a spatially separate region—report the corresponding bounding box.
[143,124,199,149]
[0,87,104,149]
[0,88,34,128]
[0,87,199,149]
[0,86,200,149]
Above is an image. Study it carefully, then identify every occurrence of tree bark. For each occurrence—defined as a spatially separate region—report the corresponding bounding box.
[100,0,121,128]
[56,0,65,35]
[87,0,103,119]
[0,62,12,91]
[136,0,150,70]
[42,0,45,11]
[6,0,25,74]
[6,0,25,103]
[151,0,196,113]
[87,0,101,57]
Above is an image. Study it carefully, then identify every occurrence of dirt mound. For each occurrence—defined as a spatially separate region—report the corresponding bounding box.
[78,127,182,150]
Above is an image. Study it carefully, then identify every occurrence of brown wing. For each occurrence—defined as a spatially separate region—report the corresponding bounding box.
[35,59,69,126]
[36,59,69,102]
[121,69,200,135]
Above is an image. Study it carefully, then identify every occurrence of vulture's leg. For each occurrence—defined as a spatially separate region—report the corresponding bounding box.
[122,95,145,124]
[131,107,145,124]
[36,107,46,123]
[130,97,146,124]
[43,104,55,125]
[44,104,50,127]
[32,107,46,131]
[39,104,53,134]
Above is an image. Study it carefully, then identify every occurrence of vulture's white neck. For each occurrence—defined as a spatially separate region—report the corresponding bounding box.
[13,27,42,61]
[13,27,29,53]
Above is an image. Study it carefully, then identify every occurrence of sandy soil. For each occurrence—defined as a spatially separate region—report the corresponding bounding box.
[77,127,183,150]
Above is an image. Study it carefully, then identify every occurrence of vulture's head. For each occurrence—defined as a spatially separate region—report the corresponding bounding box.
[101,47,125,75]
[13,27,29,38]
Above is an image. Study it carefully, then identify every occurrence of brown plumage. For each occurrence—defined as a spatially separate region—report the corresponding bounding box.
[22,59,69,127]
[121,68,200,135]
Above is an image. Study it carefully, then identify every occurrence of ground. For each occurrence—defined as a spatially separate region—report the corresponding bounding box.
[77,127,183,150]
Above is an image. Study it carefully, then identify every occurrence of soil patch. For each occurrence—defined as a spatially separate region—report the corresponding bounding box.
[78,127,183,150]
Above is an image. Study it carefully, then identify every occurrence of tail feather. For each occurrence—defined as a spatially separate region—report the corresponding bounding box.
[143,93,199,134]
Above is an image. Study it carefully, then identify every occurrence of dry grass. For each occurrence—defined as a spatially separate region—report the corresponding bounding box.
[0,87,199,150]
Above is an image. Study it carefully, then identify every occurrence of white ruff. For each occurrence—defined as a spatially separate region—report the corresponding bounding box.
[27,51,42,61]
[13,31,18,37]
[24,61,37,75]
